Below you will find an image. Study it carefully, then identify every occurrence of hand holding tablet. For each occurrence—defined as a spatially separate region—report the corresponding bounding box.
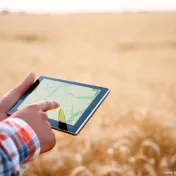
[8,76,110,135]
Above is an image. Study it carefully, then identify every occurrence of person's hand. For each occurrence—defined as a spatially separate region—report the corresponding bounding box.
[0,73,35,121]
[11,100,60,153]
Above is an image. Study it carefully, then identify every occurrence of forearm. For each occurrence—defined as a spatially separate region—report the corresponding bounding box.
[0,118,40,176]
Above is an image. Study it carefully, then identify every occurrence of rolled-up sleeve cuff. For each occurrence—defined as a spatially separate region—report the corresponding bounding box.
[0,118,40,164]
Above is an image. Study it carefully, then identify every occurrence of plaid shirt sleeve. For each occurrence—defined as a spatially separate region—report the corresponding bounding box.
[0,118,40,176]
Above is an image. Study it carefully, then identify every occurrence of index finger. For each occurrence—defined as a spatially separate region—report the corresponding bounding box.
[38,100,60,112]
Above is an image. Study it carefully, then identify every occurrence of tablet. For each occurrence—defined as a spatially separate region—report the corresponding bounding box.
[8,76,110,135]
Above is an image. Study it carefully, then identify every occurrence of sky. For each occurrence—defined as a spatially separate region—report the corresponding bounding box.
[0,0,176,13]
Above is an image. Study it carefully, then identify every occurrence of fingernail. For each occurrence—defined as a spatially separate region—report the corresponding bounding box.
[54,101,60,106]
[24,73,35,81]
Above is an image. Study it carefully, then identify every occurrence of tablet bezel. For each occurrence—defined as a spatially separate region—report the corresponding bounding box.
[8,76,110,135]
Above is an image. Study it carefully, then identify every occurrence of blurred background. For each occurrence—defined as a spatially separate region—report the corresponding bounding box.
[0,0,176,175]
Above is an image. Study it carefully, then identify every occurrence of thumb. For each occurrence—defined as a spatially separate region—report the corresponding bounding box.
[0,73,35,112]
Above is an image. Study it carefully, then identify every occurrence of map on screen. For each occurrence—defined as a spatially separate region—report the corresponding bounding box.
[18,79,100,125]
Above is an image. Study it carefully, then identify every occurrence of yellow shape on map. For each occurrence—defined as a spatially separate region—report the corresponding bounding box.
[58,109,66,122]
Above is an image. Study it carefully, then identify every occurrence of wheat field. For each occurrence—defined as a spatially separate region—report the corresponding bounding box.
[0,12,176,176]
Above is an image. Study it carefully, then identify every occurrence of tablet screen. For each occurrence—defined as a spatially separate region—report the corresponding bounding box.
[18,79,101,125]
